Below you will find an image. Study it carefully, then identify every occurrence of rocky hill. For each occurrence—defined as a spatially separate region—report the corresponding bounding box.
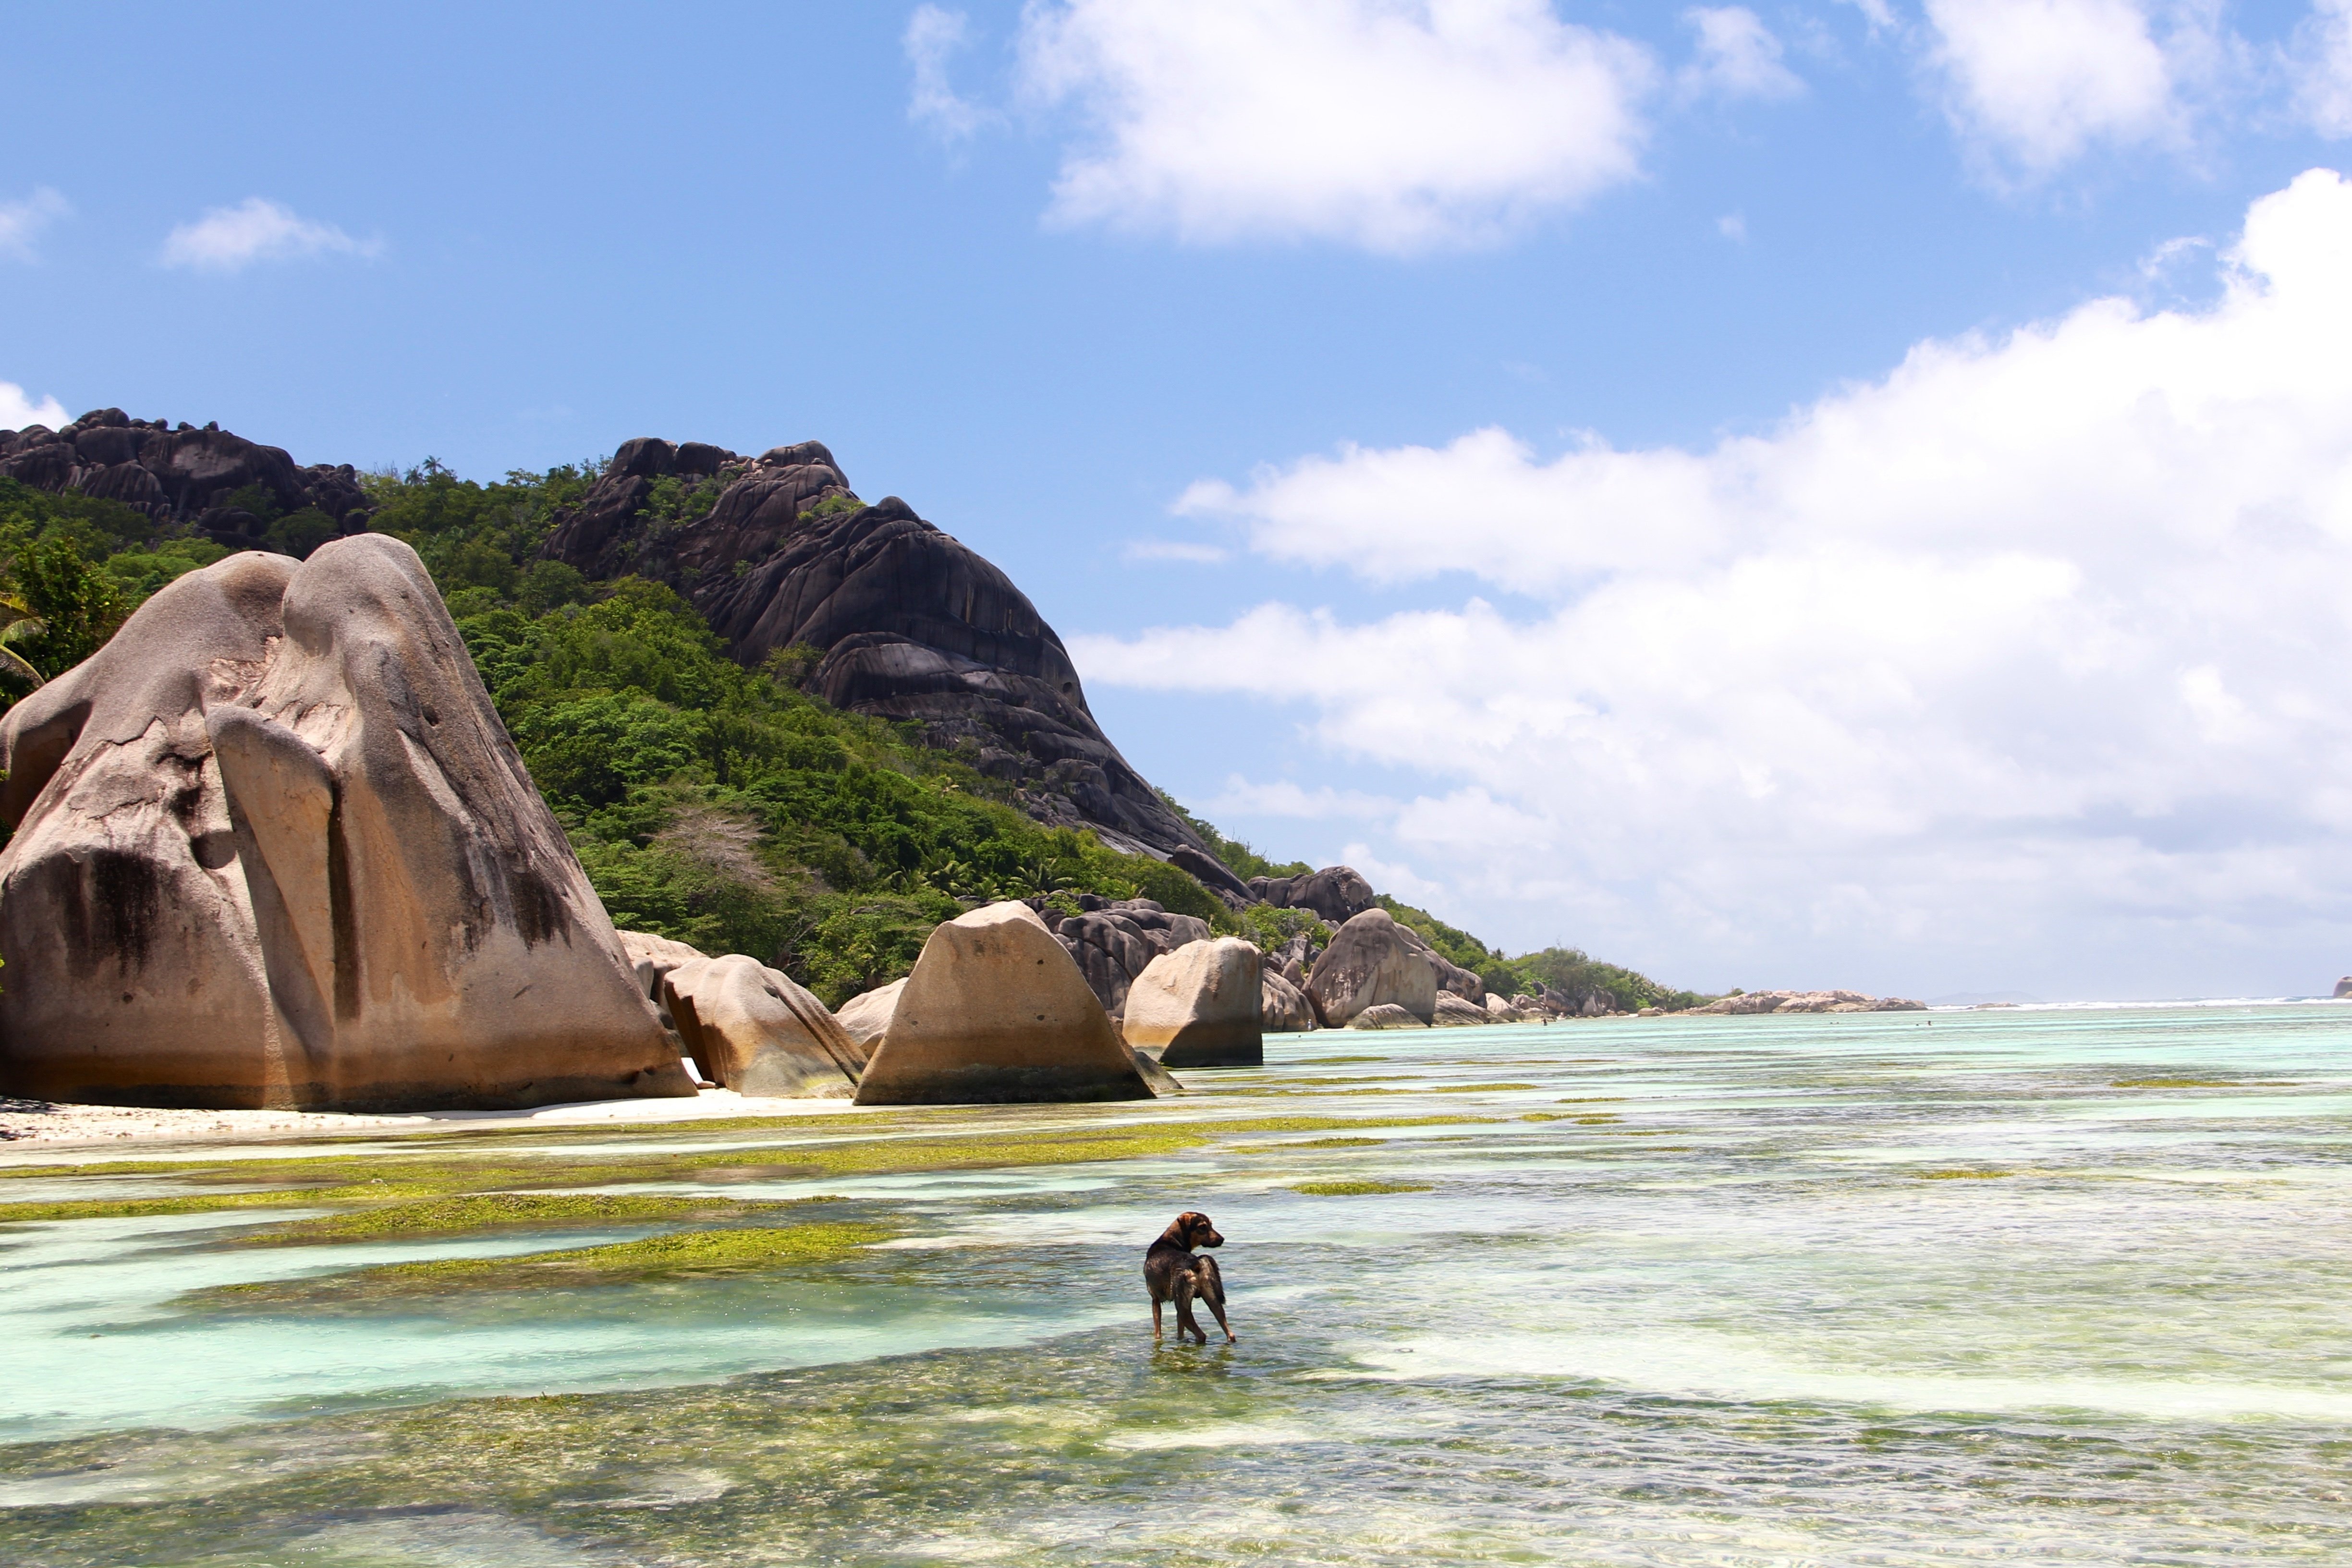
[0,413,1201,862]
[536,437,1206,861]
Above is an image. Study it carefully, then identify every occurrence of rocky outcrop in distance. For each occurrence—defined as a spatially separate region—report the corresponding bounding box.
[1121,936,1264,1068]
[1249,866,1377,925]
[0,409,373,553]
[853,901,1155,1105]
[1676,990,1925,1015]
[0,537,694,1111]
[662,954,866,1097]
[1308,909,1439,1027]
[1047,894,1213,1020]
[538,438,1207,859]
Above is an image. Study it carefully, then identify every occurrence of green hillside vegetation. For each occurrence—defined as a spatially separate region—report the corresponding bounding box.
[0,459,1705,1011]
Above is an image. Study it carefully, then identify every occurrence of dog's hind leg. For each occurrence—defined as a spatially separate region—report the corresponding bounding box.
[1173,1271,1207,1344]
[1193,1255,1235,1343]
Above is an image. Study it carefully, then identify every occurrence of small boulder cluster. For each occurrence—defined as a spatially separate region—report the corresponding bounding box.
[1673,989,1925,1015]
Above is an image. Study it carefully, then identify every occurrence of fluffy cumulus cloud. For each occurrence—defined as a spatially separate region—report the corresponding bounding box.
[2298,0,2352,137]
[0,380,69,430]
[161,197,377,272]
[1015,0,1655,252]
[905,4,985,140]
[1678,6,1803,103]
[0,187,69,263]
[1078,171,2352,997]
[1918,0,2214,174]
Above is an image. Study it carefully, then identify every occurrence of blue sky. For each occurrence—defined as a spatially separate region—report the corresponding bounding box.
[8,1,2352,998]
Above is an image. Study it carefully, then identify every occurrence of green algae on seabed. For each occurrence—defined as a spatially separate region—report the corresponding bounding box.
[1292,1179,1436,1195]
[0,1116,1499,1221]
[186,1220,894,1308]
[234,1192,822,1245]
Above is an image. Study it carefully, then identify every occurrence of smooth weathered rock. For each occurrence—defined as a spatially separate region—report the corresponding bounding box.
[1262,969,1319,1032]
[1348,1002,1426,1031]
[1248,865,1377,925]
[2334,976,2352,999]
[662,954,864,1097]
[1055,899,1214,1019]
[1122,937,1263,1068]
[854,901,1154,1105]
[540,443,1208,857]
[1484,993,1530,1022]
[834,978,905,1050]
[1307,909,1438,1027]
[0,538,694,1111]
[1431,992,1496,1027]
[619,930,707,1006]
[1391,920,1486,1000]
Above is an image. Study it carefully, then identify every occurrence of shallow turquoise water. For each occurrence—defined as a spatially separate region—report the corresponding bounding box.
[5,1005,2352,1564]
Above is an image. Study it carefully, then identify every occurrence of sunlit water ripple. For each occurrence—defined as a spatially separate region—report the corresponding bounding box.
[4,1004,2351,1564]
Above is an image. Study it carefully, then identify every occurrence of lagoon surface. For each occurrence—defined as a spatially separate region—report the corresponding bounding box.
[5,1005,2352,1565]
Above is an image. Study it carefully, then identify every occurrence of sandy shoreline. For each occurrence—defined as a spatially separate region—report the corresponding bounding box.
[0,1088,857,1152]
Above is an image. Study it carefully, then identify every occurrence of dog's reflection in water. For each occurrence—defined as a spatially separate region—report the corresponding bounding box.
[1146,1210,1235,1344]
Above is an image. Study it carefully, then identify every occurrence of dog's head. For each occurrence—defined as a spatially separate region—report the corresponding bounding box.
[1161,1210,1223,1250]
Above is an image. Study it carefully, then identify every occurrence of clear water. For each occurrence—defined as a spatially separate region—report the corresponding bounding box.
[5,1005,2352,1565]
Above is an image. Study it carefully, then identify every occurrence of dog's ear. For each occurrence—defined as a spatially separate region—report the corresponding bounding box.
[1159,1212,1197,1245]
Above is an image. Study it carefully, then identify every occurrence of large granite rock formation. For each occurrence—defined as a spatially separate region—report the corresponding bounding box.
[854,901,1154,1104]
[834,978,905,1050]
[539,439,1205,858]
[1431,992,1497,1027]
[1391,921,1486,1000]
[662,954,865,1096]
[1249,866,1377,925]
[1262,970,1319,1032]
[1053,897,1212,1019]
[1307,909,1438,1027]
[0,409,371,552]
[0,538,694,1110]
[1121,937,1264,1068]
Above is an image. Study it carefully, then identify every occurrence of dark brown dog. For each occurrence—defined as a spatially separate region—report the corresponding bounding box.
[1145,1210,1234,1344]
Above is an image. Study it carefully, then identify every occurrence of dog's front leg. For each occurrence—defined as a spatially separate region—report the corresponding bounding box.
[1151,1297,1164,1340]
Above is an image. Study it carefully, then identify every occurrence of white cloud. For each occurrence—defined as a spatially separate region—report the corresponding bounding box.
[0,380,69,430]
[1125,539,1230,564]
[160,197,378,272]
[1016,0,1655,252]
[1717,211,1748,241]
[1079,170,2352,996]
[1202,776,1398,820]
[2296,0,2352,137]
[1919,0,2208,174]
[906,5,985,140]
[1679,7,1804,103]
[0,187,69,262]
